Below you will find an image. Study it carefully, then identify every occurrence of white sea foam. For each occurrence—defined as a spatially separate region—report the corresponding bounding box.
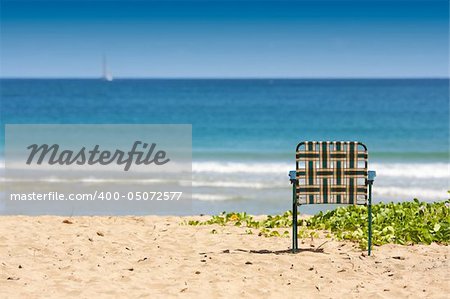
[374,187,448,199]
[1,177,171,185]
[2,160,189,173]
[192,181,282,189]
[2,158,448,179]
[80,178,166,184]
[192,193,234,201]
[193,161,449,179]
[189,161,449,202]
[1,159,448,203]
[193,161,292,174]
[370,163,449,179]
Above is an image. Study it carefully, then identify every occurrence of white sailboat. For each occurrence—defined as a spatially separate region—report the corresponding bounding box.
[102,55,113,81]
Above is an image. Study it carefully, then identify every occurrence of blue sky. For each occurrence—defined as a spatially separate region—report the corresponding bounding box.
[0,0,448,78]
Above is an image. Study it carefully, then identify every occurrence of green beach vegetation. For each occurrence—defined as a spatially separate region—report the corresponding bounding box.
[187,199,450,249]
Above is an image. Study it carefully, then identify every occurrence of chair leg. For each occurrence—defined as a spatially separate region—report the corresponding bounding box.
[292,183,298,253]
[368,183,373,256]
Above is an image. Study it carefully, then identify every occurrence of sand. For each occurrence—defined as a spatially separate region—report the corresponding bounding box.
[0,215,448,298]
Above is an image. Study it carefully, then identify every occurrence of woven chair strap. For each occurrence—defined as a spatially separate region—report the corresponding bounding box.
[296,141,368,205]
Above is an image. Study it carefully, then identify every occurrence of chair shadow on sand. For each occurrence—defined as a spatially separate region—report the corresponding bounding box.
[218,246,327,255]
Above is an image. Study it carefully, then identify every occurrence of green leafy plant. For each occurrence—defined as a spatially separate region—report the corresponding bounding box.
[187,200,450,248]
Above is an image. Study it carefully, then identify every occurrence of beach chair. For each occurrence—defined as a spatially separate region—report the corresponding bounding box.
[289,141,376,255]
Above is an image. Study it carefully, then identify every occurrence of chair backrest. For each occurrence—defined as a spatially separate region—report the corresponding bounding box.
[296,141,368,205]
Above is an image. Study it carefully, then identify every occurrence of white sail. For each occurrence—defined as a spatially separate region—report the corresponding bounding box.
[102,55,113,81]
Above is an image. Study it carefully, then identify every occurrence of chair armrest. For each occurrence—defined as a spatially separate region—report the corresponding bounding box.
[289,170,297,183]
[368,170,376,183]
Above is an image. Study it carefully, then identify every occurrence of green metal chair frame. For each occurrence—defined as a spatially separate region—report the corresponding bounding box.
[289,141,376,255]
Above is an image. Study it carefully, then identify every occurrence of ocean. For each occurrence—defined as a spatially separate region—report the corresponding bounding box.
[1,79,448,215]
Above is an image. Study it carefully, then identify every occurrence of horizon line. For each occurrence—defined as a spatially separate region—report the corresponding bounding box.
[0,76,449,80]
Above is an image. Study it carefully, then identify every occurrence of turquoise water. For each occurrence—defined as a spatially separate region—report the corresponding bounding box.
[1,79,448,214]
[1,79,448,155]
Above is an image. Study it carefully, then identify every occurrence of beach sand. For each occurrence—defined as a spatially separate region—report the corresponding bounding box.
[0,215,448,298]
